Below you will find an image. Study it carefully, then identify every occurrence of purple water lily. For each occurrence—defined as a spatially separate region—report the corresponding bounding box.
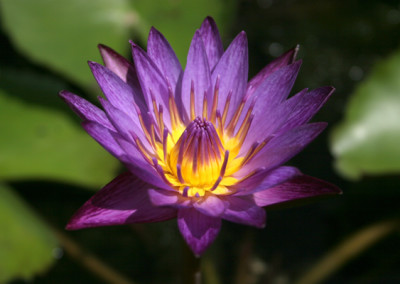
[61,17,340,256]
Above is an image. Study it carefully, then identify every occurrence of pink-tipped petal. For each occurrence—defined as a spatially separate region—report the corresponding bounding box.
[253,175,342,207]
[221,196,266,228]
[98,44,142,93]
[66,172,177,230]
[177,208,221,256]
[179,30,212,118]
[247,45,299,97]
[212,31,248,124]
[59,90,115,131]
[199,16,224,70]
[147,27,183,87]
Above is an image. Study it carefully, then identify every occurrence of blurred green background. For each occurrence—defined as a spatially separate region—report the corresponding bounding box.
[0,0,399,283]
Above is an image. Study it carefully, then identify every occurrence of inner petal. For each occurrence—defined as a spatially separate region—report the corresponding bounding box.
[169,117,224,188]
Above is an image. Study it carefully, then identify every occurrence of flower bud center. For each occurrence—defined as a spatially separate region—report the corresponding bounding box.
[169,117,224,189]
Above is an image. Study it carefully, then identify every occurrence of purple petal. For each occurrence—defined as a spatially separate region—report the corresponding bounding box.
[199,16,224,70]
[98,44,142,93]
[253,175,342,207]
[66,172,177,230]
[277,86,335,133]
[179,30,212,119]
[82,121,125,160]
[212,32,248,125]
[220,196,266,228]
[131,43,172,129]
[178,208,221,256]
[237,60,302,154]
[237,88,308,152]
[193,195,228,217]
[59,90,114,130]
[239,123,327,175]
[244,86,333,144]
[147,27,182,88]
[233,166,301,195]
[148,189,179,206]
[99,97,151,151]
[241,61,302,151]
[111,134,172,191]
[247,45,299,97]
[88,61,148,123]
[148,189,191,208]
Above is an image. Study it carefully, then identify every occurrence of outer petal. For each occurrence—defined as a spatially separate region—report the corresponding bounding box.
[233,166,301,195]
[98,44,142,94]
[66,172,177,230]
[99,97,151,151]
[241,61,302,151]
[253,175,342,207]
[199,16,224,70]
[277,86,335,133]
[179,30,212,119]
[88,61,148,123]
[245,86,333,143]
[212,31,248,125]
[148,189,191,208]
[147,27,182,87]
[82,121,125,160]
[247,45,299,97]
[193,195,228,217]
[83,121,168,192]
[178,208,221,256]
[59,90,114,130]
[237,88,308,147]
[220,196,266,228]
[131,43,172,129]
[239,123,327,175]
[112,135,172,191]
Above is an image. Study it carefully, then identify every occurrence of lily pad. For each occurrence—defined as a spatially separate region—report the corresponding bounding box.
[0,0,133,87]
[0,184,58,282]
[330,48,400,179]
[0,69,120,188]
[0,0,236,87]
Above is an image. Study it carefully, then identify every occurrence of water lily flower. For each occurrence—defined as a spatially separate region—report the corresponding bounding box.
[61,17,340,256]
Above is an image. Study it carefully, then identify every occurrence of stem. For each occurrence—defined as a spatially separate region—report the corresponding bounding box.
[53,228,135,284]
[295,219,400,284]
[182,240,202,284]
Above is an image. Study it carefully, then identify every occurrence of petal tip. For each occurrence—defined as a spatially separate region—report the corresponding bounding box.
[87,60,98,69]
[58,89,69,98]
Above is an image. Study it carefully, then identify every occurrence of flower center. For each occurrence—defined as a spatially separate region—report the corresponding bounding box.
[134,77,264,198]
[168,117,228,193]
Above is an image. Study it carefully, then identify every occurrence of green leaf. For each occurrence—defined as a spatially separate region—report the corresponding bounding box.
[131,0,237,64]
[0,184,58,282]
[0,69,120,188]
[0,0,133,87]
[0,0,237,87]
[330,48,400,179]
